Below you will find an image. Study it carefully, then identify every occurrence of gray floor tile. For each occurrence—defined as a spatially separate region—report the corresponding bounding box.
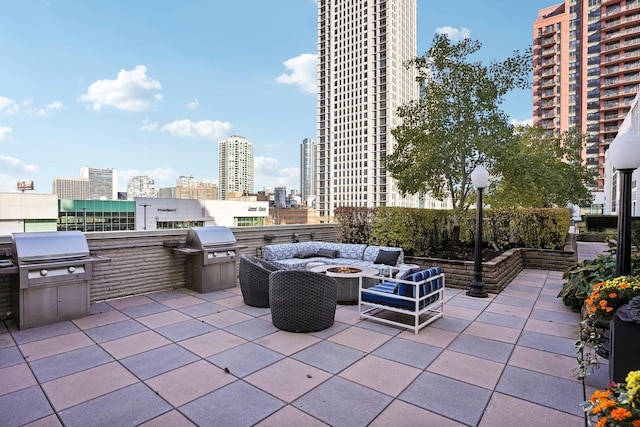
[121,344,199,380]
[492,294,536,307]
[89,302,116,315]
[146,289,190,302]
[155,319,216,342]
[120,302,171,318]
[178,302,228,318]
[517,330,577,357]
[223,318,279,341]
[0,346,24,369]
[503,284,541,294]
[11,321,79,345]
[234,305,271,317]
[445,296,491,310]
[293,376,392,427]
[85,319,148,343]
[372,337,443,369]
[29,345,113,382]
[180,380,284,426]
[529,308,581,325]
[308,320,351,339]
[194,290,237,301]
[537,293,565,303]
[476,311,527,330]
[355,319,403,336]
[496,365,584,416]
[400,371,492,426]
[449,334,514,363]
[207,342,284,378]
[58,382,171,427]
[430,316,471,333]
[292,340,365,374]
[0,385,54,427]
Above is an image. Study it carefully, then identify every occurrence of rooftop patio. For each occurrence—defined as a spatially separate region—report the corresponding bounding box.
[0,242,610,427]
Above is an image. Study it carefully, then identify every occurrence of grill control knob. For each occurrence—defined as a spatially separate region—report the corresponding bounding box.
[40,269,48,276]
[68,266,75,273]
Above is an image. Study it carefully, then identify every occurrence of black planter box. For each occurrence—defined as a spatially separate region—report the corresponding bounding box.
[609,313,640,383]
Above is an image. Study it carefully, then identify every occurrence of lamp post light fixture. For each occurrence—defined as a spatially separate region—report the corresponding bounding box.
[608,130,640,276]
[467,164,490,298]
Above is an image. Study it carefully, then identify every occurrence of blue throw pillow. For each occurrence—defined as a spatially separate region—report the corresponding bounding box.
[294,250,318,259]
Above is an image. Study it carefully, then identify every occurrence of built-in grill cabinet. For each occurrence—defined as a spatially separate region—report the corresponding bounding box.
[175,227,245,293]
[12,231,108,330]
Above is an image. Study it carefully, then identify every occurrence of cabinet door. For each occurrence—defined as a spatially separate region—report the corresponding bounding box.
[57,282,89,318]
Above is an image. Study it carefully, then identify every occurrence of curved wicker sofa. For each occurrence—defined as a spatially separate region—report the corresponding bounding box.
[269,270,338,332]
[263,241,416,277]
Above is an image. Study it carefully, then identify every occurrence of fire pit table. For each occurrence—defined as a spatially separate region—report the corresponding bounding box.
[310,264,378,304]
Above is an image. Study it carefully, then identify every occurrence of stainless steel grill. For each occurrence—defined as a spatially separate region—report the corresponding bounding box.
[176,226,245,293]
[12,231,108,330]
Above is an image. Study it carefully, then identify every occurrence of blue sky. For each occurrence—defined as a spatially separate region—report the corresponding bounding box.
[0,0,555,194]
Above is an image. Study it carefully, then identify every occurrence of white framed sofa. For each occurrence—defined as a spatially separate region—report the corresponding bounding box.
[358,266,445,334]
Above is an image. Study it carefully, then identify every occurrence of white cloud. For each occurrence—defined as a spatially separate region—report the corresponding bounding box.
[0,96,19,114]
[79,65,163,112]
[436,26,471,42]
[0,126,12,140]
[186,98,199,110]
[276,53,318,93]
[140,118,158,131]
[254,156,299,191]
[30,101,65,116]
[511,117,533,127]
[161,119,232,140]
[0,155,39,173]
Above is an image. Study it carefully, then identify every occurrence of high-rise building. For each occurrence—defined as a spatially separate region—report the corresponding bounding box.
[80,166,117,200]
[533,1,640,191]
[126,176,157,200]
[218,135,254,200]
[52,177,89,200]
[317,0,420,221]
[300,138,316,202]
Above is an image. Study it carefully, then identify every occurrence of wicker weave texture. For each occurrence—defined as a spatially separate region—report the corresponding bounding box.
[269,270,338,332]
[239,256,278,307]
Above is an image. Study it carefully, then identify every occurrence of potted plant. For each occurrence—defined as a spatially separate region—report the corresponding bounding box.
[576,276,640,380]
[610,296,640,383]
[581,370,640,426]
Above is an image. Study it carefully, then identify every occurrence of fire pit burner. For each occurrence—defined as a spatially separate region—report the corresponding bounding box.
[327,266,362,274]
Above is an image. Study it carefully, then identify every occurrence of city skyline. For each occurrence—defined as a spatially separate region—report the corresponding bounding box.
[1,0,554,195]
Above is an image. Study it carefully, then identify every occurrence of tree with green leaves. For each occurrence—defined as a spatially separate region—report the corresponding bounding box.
[489,126,595,208]
[386,34,532,215]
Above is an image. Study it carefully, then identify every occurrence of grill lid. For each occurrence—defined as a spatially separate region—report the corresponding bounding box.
[186,226,237,249]
[12,231,90,264]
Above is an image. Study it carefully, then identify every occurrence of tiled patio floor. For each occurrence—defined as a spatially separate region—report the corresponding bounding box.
[0,242,611,427]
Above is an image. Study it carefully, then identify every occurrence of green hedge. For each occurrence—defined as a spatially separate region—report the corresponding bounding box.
[334,206,571,256]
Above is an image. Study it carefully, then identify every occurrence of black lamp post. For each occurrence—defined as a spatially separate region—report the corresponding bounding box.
[467,164,490,298]
[608,130,640,276]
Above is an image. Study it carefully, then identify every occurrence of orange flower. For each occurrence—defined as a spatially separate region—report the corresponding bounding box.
[591,389,613,402]
[609,293,617,299]
[632,419,640,427]
[592,399,616,413]
[600,300,608,308]
[619,283,630,289]
[605,307,613,312]
[610,407,632,420]
[595,416,608,427]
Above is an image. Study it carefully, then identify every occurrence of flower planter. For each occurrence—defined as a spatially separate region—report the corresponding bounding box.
[609,305,640,383]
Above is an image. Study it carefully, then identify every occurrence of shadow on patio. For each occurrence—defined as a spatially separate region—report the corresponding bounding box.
[0,242,610,427]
